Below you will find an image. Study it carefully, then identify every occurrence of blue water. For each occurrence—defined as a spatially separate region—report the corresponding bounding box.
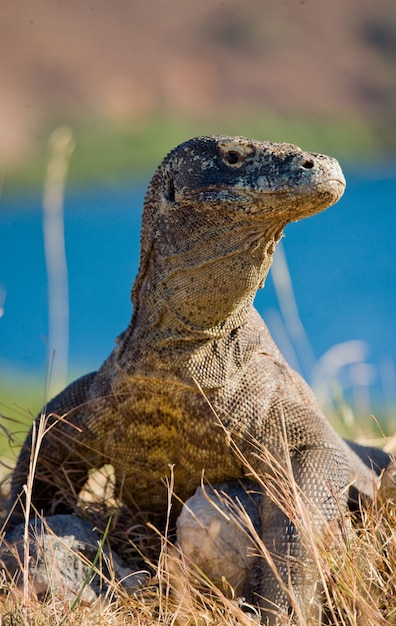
[1,171,395,408]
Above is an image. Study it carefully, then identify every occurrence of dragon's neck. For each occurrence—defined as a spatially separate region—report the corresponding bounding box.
[116,212,285,379]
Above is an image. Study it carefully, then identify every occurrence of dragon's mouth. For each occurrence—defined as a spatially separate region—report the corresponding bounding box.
[180,176,346,204]
[294,177,346,201]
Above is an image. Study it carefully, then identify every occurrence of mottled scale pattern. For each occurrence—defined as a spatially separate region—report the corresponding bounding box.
[7,136,382,624]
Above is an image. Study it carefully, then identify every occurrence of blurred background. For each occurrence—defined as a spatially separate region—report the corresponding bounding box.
[0,0,396,458]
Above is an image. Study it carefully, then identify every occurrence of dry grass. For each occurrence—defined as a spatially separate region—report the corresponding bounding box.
[0,415,396,626]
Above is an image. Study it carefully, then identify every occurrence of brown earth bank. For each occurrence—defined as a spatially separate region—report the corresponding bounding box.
[0,0,396,167]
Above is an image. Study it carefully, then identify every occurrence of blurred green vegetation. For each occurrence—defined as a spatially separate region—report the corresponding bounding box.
[0,376,45,460]
[3,111,392,193]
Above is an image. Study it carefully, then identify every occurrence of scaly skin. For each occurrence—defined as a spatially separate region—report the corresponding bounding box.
[7,136,384,623]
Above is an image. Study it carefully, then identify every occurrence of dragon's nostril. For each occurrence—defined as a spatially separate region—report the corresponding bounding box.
[301,159,315,170]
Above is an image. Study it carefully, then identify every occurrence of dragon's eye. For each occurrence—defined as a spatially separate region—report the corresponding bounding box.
[218,141,254,167]
[225,151,241,165]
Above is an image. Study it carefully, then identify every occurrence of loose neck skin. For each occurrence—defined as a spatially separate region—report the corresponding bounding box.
[141,220,284,333]
[117,199,287,373]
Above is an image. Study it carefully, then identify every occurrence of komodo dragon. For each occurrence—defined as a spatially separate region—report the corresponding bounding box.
[6,136,391,623]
